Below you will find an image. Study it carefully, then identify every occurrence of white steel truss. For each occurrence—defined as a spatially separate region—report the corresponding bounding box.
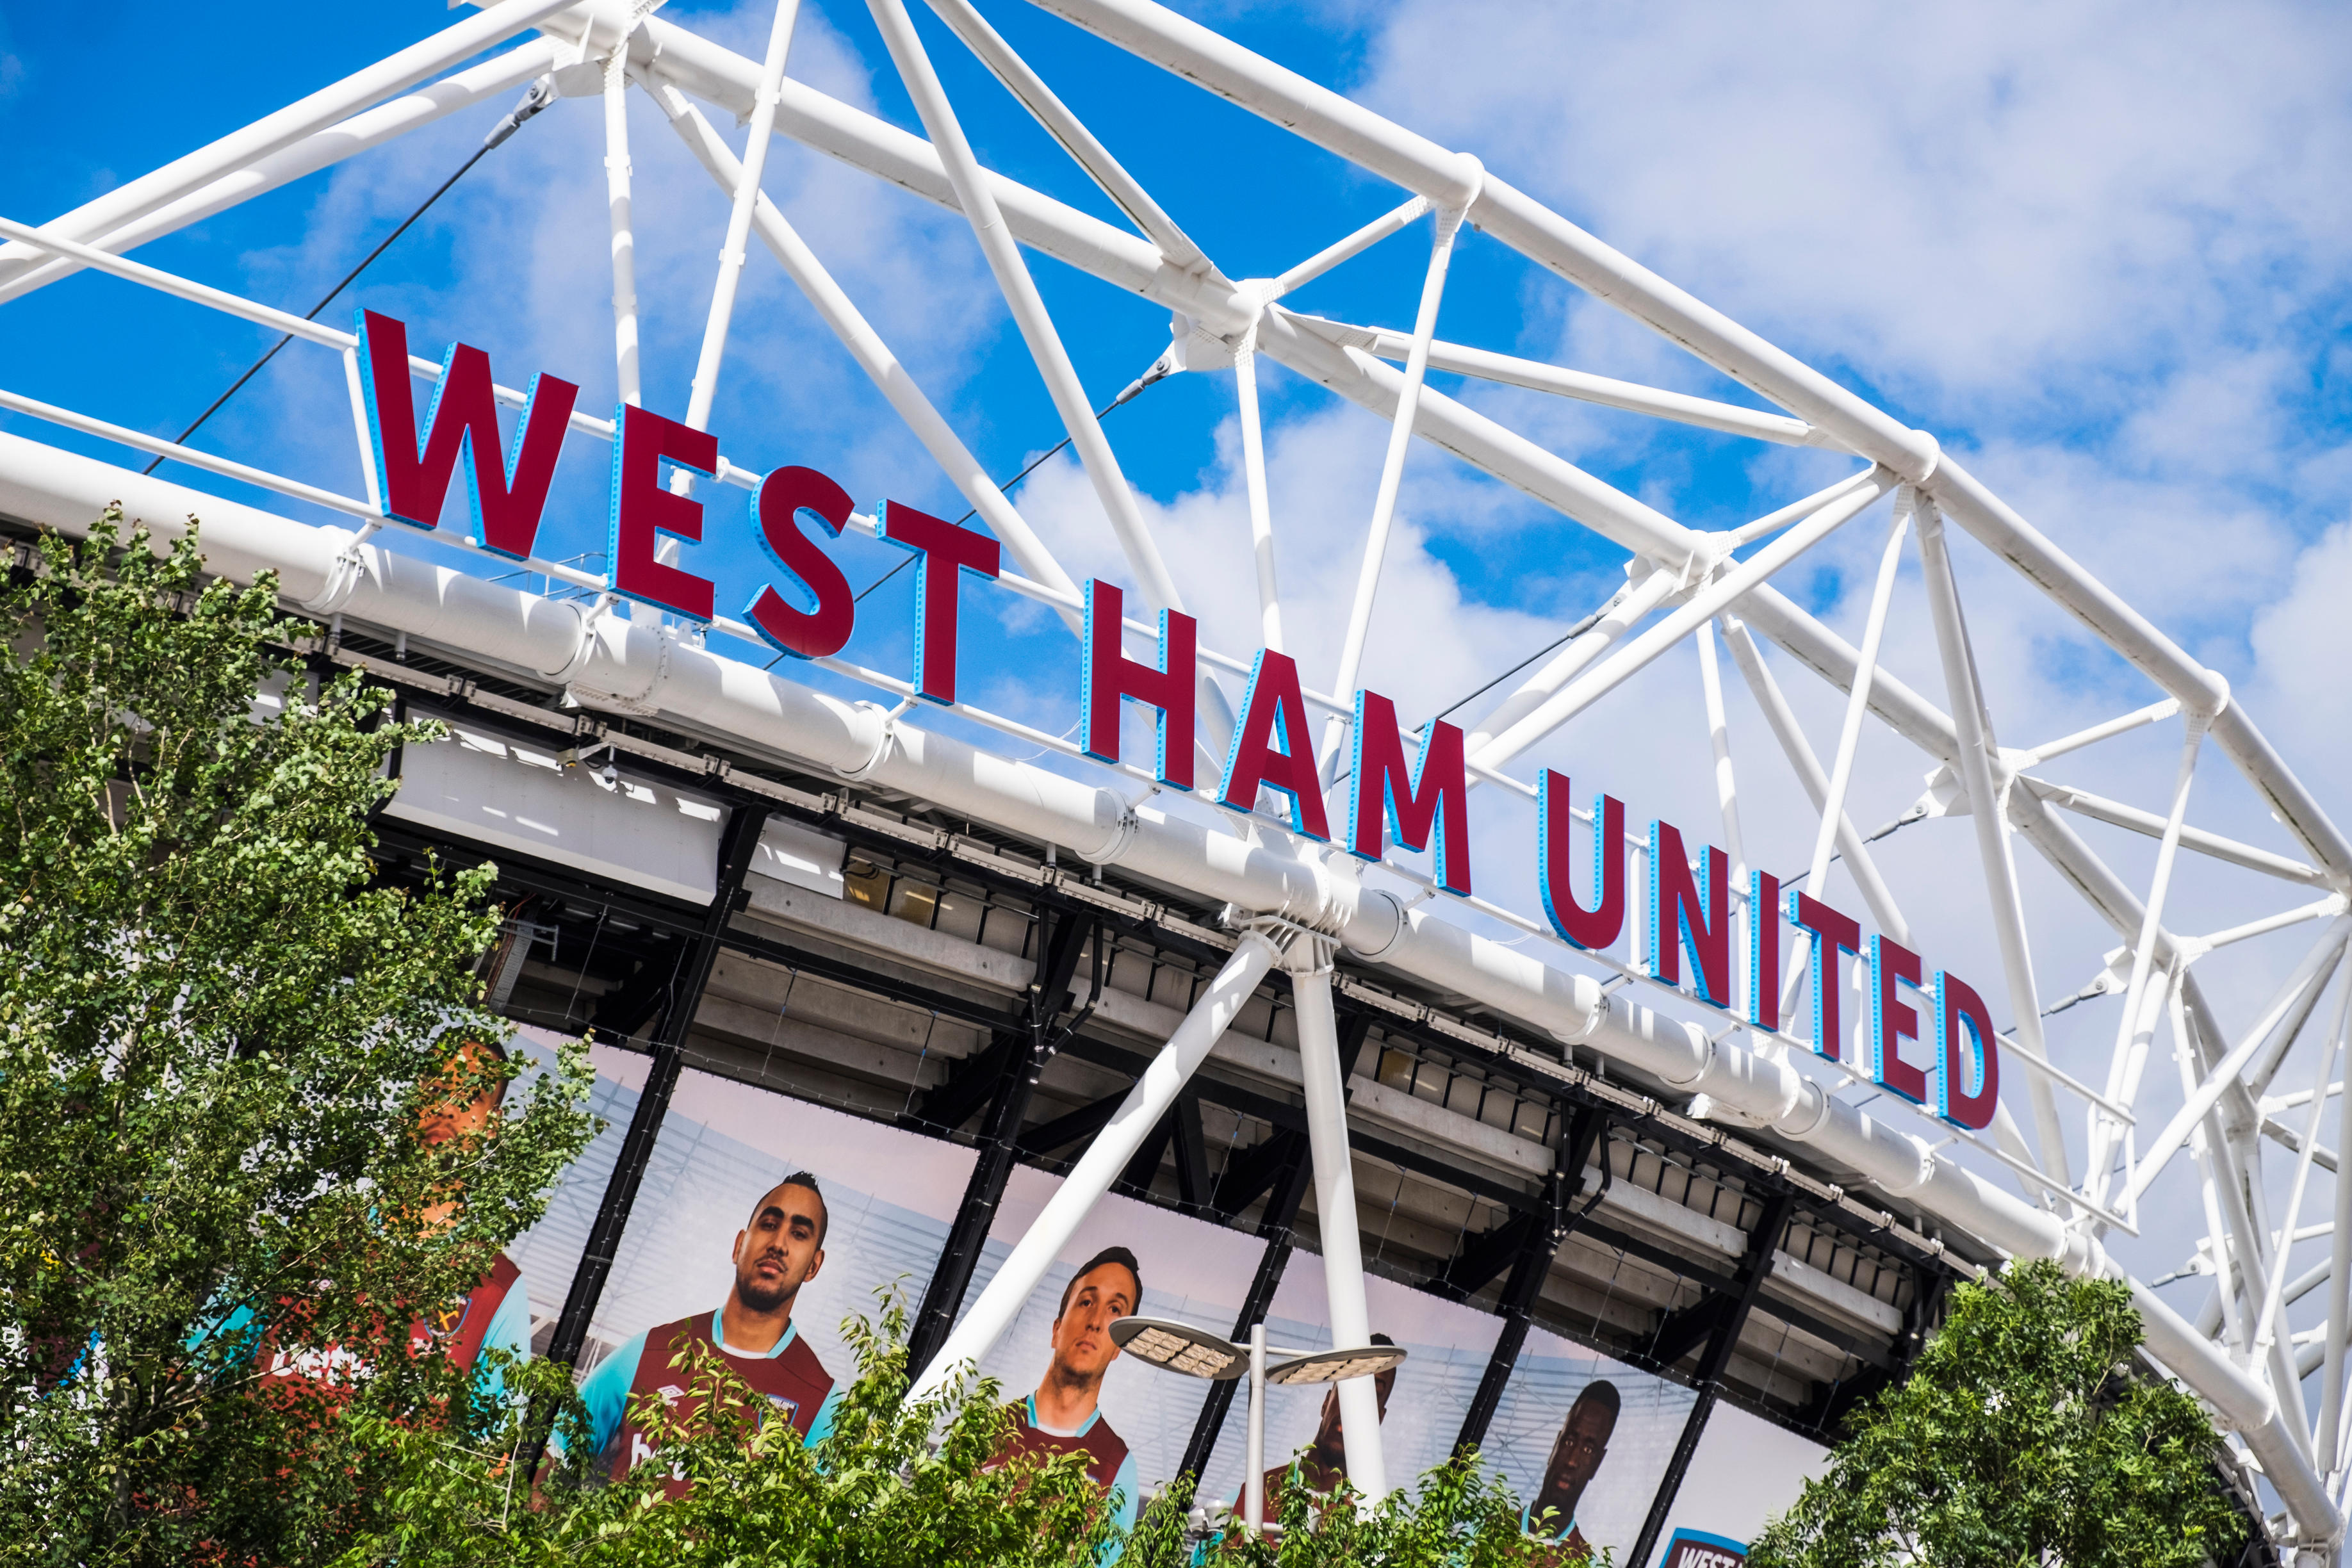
[3,0,2348,1551]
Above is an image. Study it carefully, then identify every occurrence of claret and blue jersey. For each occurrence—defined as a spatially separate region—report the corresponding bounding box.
[569,1308,842,1490]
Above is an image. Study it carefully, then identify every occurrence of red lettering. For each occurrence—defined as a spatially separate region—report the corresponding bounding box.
[357,310,575,559]
[1789,892,1863,1062]
[1539,773,1624,950]
[879,502,1000,704]
[1648,819,1731,1008]
[1081,579,1196,789]
[1347,691,1471,894]
[746,465,856,660]
[1936,970,2000,1130]
[1218,649,1328,840]
[608,404,717,623]
[1870,934,1930,1104]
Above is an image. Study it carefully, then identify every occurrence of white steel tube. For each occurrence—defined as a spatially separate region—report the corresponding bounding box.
[2248,954,2349,1104]
[2253,981,2348,1359]
[2100,972,2173,1206]
[1321,201,1469,776]
[1245,1322,1267,1536]
[2123,919,2352,1216]
[1695,620,1747,890]
[1234,322,1285,653]
[2029,780,2329,890]
[2324,984,2352,1473]
[2182,984,2249,1353]
[2020,698,2182,767]
[909,932,1277,1400]
[0,44,559,307]
[1914,496,2069,1184]
[682,0,803,435]
[926,0,1219,281]
[1473,472,1895,772]
[1341,327,1824,448]
[1290,961,1387,1503]
[1727,470,1887,546]
[1715,614,1909,945]
[867,0,1182,618]
[341,348,384,514]
[0,0,580,291]
[1799,493,1912,913]
[2193,1029,2314,1467]
[2198,897,2348,954]
[0,388,376,520]
[1464,569,1674,759]
[603,48,644,410]
[1271,196,1431,300]
[2090,718,2208,1207]
[0,215,356,348]
[651,79,1084,626]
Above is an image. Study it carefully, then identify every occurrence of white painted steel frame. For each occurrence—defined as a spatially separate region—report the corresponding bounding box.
[4,0,2349,1547]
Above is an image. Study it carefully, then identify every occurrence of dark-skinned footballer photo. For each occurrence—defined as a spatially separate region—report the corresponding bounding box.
[569,1173,841,1494]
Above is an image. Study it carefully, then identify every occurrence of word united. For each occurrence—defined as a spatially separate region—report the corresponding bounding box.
[355,313,2000,1132]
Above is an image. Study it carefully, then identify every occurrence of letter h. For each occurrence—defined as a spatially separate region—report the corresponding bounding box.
[1081,579,1196,790]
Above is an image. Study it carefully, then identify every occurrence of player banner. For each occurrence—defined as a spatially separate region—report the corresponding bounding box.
[501,1028,1825,1559]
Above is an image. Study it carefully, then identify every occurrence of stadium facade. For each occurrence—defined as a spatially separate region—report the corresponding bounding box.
[1,0,2342,1558]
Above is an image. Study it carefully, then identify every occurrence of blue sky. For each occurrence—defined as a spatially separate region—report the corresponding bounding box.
[6,0,2352,1307]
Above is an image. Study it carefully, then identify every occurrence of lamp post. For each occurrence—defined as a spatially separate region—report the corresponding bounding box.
[1110,1315,1407,1536]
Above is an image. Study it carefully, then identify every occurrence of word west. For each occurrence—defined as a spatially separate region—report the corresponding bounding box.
[355,313,1998,1132]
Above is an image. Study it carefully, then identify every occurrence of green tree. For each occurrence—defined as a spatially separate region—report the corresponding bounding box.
[0,512,594,1567]
[335,1295,1131,1568]
[333,1291,1565,1568]
[1749,1259,2247,1568]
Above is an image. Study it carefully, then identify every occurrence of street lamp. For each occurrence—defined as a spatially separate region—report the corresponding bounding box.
[1110,1316,1408,1536]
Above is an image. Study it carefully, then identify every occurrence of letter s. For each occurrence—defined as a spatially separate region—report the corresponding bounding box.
[746,465,857,660]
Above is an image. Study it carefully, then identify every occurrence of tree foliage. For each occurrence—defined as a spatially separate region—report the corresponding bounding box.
[334,1291,1566,1568]
[1749,1260,2247,1568]
[0,514,594,1566]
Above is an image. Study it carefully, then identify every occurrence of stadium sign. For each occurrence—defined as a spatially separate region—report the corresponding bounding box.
[355,309,1999,1132]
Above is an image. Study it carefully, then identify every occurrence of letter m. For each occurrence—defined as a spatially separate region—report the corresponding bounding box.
[1346,689,1472,895]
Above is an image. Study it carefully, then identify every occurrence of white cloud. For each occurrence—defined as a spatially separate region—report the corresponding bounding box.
[1354,1,2352,405]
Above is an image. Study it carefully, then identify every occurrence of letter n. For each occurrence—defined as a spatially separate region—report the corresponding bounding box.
[1647,819,1731,1009]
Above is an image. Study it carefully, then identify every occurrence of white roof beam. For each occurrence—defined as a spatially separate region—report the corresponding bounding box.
[0,0,583,295]
[924,0,1225,286]
[1306,319,1833,449]
[1025,0,2352,892]
[0,40,560,308]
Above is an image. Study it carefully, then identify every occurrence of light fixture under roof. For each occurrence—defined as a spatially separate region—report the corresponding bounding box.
[1264,1343,1407,1386]
[1110,1316,1247,1380]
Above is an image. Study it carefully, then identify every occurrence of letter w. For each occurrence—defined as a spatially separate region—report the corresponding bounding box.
[1346,690,1472,895]
[357,309,576,560]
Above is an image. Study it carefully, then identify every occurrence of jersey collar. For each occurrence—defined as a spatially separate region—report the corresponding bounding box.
[710,1308,798,1360]
[1024,1391,1100,1439]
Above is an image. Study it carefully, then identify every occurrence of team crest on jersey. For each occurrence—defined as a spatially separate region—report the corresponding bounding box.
[420,1294,472,1343]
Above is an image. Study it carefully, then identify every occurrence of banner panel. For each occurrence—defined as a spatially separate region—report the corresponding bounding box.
[504,1027,1828,1556]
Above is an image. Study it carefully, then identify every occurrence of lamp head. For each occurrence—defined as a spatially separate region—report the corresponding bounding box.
[1109,1316,1247,1381]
